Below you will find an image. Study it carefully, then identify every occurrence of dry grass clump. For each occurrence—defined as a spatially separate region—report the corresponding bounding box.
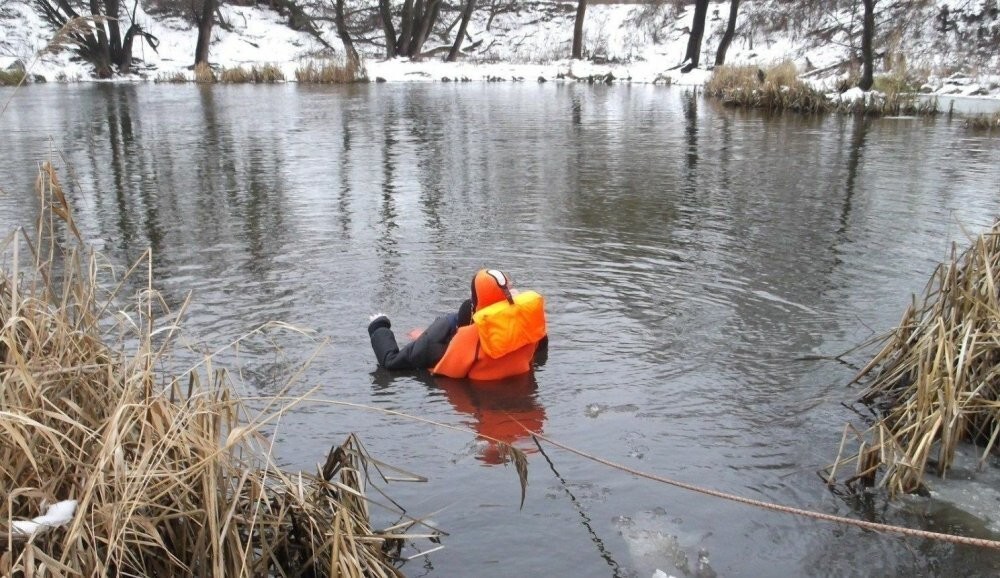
[194,62,216,83]
[707,61,937,116]
[154,71,188,83]
[965,113,1000,131]
[294,58,368,83]
[704,64,761,95]
[765,60,799,87]
[0,69,25,86]
[872,72,918,96]
[825,220,1000,497]
[220,63,286,83]
[0,162,431,575]
[705,61,830,113]
[831,91,938,116]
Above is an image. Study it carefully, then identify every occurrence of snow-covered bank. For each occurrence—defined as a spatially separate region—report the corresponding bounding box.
[1,0,998,102]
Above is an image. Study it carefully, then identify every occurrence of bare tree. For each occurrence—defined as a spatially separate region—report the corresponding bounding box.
[373,0,443,58]
[334,0,359,63]
[681,0,709,72]
[859,0,875,90]
[571,0,586,59]
[715,0,739,66]
[192,0,216,65]
[378,0,397,57]
[409,0,441,55]
[447,0,475,61]
[30,0,157,77]
[88,0,111,74]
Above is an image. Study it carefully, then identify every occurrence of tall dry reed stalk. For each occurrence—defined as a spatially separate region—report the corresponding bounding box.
[825,221,1000,496]
[0,162,431,576]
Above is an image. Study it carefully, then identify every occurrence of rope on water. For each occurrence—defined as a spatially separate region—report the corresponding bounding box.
[529,431,1000,550]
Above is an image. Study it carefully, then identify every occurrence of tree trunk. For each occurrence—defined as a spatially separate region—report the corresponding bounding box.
[714,0,740,66]
[120,24,138,75]
[410,0,441,56]
[406,0,429,56]
[859,0,875,91]
[681,0,710,72]
[194,0,217,66]
[571,0,586,59]
[396,0,416,56]
[334,0,359,64]
[447,0,476,61]
[89,0,113,77]
[104,0,123,67]
[378,0,398,58]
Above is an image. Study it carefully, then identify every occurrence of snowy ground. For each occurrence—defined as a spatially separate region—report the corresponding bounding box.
[1,0,998,101]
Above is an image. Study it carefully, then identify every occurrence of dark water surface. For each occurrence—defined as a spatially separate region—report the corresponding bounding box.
[3,83,1000,577]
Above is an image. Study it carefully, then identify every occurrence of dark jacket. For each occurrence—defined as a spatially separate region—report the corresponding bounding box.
[368,314,459,370]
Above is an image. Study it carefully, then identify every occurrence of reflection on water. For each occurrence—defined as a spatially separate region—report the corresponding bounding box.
[434,374,546,465]
[2,83,1000,577]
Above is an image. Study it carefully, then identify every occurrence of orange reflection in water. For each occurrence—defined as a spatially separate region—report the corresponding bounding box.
[433,373,546,465]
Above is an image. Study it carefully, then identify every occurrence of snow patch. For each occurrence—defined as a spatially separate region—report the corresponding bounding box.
[10,499,78,536]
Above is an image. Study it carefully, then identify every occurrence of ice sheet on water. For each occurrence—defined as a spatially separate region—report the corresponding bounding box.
[614,508,715,578]
[584,403,640,418]
[914,445,1000,533]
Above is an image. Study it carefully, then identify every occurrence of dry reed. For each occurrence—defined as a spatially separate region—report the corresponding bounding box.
[220,64,286,84]
[0,69,25,86]
[966,113,1000,131]
[707,62,937,116]
[294,59,368,84]
[705,61,829,114]
[0,162,433,575]
[194,62,216,83]
[831,89,938,117]
[154,71,188,83]
[825,220,1000,496]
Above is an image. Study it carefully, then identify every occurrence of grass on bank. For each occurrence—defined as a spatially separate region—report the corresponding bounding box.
[824,220,1000,497]
[965,113,1000,131]
[220,63,286,83]
[295,58,368,83]
[705,62,832,114]
[158,59,367,84]
[707,62,937,116]
[0,69,26,86]
[0,162,435,576]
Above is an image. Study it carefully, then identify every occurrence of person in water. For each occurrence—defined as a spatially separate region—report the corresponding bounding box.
[367,269,547,380]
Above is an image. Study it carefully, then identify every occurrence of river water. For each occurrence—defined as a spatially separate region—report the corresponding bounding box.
[2,83,1000,577]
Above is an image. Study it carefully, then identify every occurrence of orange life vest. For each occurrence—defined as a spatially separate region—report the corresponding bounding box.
[432,291,547,381]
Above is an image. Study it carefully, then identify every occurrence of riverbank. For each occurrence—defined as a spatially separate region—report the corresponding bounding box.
[2,0,998,104]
